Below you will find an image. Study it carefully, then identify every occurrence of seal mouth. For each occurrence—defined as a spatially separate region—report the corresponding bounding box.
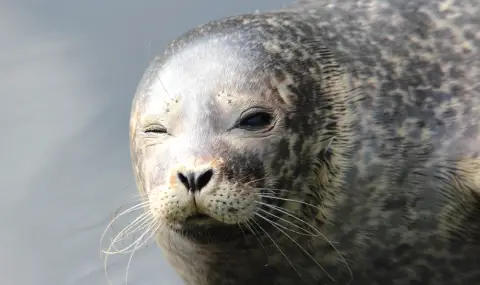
[184,213,216,225]
[171,213,246,243]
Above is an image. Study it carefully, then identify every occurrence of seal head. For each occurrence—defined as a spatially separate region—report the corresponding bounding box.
[129,14,354,244]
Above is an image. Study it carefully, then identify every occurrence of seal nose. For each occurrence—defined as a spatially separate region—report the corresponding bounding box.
[177,168,214,192]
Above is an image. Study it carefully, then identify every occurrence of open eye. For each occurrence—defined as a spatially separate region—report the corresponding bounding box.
[237,110,273,131]
[144,125,168,135]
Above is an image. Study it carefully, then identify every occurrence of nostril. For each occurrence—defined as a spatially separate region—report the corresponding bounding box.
[177,172,191,190]
[176,169,214,192]
[196,169,213,190]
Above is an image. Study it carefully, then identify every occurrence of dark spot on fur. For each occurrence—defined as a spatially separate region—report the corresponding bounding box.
[384,195,408,210]
[270,138,290,174]
[417,120,425,128]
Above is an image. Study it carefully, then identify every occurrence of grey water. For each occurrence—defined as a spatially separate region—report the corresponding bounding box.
[0,0,291,284]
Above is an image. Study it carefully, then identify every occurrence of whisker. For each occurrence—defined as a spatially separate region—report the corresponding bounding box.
[125,222,161,285]
[101,199,155,285]
[257,202,353,283]
[255,213,335,282]
[135,222,163,250]
[238,222,248,243]
[257,188,295,192]
[110,216,157,252]
[108,201,149,227]
[123,214,156,237]
[250,219,301,278]
[256,207,317,237]
[244,176,268,186]
[114,220,162,255]
[258,194,324,212]
[100,202,149,253]
[243,220,269,262]
[104,213,153,255]
[105,214,150,255]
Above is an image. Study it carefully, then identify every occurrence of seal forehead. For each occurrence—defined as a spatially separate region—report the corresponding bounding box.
[144,41,253,109]
[156,33,269,98]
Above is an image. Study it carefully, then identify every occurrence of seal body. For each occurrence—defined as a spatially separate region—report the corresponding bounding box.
[129,0,480,284]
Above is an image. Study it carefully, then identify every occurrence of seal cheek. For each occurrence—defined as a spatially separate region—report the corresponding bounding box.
[197,184,260,224]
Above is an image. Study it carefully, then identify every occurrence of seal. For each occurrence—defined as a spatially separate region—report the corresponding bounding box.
[127,0,480,284]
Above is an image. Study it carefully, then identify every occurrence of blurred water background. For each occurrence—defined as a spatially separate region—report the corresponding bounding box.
[0,0,291,284]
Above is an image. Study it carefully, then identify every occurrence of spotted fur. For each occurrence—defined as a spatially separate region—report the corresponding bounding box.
[129,0,480,284]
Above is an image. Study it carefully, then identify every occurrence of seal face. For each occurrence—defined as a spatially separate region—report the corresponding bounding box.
[127,1,480,284]
[130,21,352,245]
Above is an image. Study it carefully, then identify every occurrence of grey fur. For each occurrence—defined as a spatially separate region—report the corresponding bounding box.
[128,0,480,284]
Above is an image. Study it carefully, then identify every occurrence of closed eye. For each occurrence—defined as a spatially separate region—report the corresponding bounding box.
[144,125,168,134]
